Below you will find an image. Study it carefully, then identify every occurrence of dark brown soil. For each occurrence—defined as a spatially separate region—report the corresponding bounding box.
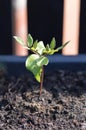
[0,70,86,130]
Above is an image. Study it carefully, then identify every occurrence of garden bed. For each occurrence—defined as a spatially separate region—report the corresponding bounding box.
[0,55,86,130]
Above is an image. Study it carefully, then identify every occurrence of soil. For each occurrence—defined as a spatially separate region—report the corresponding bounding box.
[0,69,86,130]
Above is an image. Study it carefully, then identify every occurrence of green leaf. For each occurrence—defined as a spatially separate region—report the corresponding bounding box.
[13,36,25,46]
[27,34,33,47]
[37,56,49,67]
[50,37,56,49]
[25,54,42,82]
[56,41,69,52]
[25,54,49,82]
[33,40,38,49]
[46,44,50,51]
[36,41,46,55]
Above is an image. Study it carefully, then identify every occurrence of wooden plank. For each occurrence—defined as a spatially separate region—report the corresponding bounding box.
[62,0,81,55]
[12,0,28,56]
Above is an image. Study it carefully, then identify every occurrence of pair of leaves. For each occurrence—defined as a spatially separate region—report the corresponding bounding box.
[13,34,46,55]
[44,40,69,55]
[44,38,56,54]
[26,54,49,82]
[13,34,33,49]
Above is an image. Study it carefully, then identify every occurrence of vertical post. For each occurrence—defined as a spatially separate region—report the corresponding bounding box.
[12,0,28,56]
[62,0,81,55]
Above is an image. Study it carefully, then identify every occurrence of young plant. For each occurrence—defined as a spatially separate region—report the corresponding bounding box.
[13,34,69,95]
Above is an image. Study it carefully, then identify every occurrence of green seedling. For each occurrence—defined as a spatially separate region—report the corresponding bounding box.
[13,34,69,95]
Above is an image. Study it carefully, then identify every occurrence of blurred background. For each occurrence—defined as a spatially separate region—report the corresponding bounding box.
[0,0,86,55]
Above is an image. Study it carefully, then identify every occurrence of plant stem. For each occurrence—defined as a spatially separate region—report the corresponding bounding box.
[39,66,44,95]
